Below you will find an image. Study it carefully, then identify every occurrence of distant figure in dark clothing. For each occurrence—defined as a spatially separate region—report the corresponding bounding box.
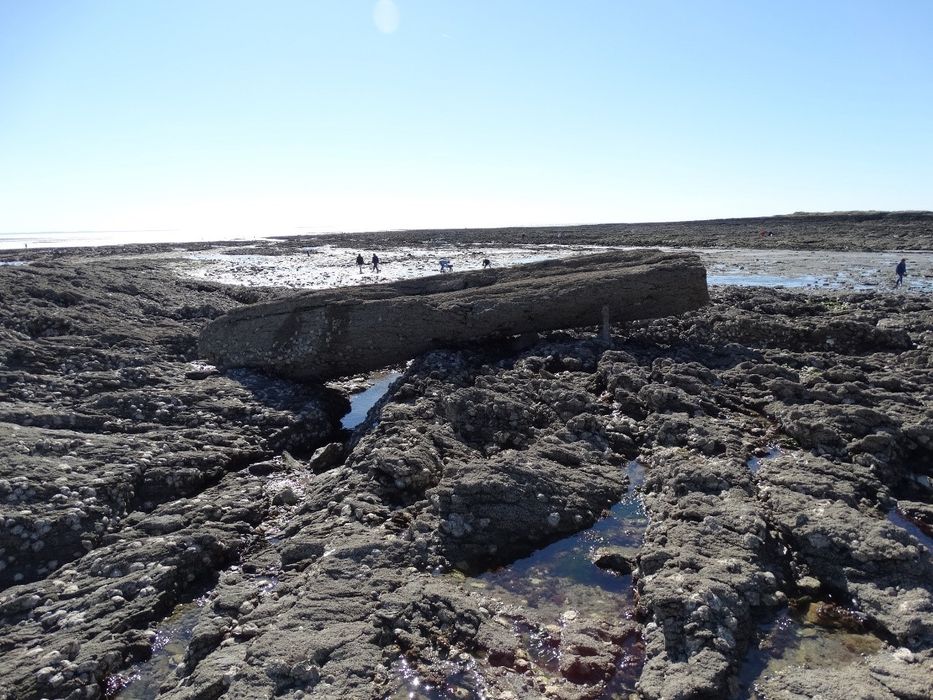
[439,259,453,273]
[356,253,364,273]
[371,254,380,273]
[894,258,907,288]
[482,258,491,269]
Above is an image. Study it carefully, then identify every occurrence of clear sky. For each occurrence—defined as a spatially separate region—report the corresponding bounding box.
[1,0,931,238]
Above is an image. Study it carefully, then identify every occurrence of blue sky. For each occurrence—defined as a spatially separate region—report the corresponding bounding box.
[1,0,931,237]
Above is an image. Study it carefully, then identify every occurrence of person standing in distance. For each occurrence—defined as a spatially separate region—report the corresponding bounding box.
[356,253,365,273]
[371,253,380,273]
[894,258,907,288]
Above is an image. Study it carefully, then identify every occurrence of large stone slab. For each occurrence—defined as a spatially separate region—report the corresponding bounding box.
[198,250,709,380]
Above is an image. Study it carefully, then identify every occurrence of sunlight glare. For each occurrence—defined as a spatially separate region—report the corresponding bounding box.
[373,0,400,34]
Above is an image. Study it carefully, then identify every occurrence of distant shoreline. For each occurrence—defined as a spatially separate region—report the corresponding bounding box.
[2,210,932,256]
[0,229,269,252]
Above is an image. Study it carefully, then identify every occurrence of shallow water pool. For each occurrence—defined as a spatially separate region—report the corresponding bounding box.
[391,462,648,698]
[388,657,488,700]
[341,372,402,430]
[108,595,210,699]
[887,508,933,552]
[737,603,885,699]
[746,445,783,473]
[478,461,647,612]
[707,273,823,288]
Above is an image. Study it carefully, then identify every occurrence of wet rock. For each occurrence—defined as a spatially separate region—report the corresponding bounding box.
[271,484,299,506]
[431,443,624,572]
[796,575,822,596]
[805,601,869,633]
[754,647,933,700]
[345,344,629,572]
[559,618,638,685]
[898,500,933,535]
[757,452,933,648]
[592,547,636,576]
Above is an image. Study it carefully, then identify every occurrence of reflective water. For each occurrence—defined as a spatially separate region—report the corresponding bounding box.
[0,229,270,251]
[479,461,647,612]
[389,462,648,698]
[108,595,210,699]
[708,273,821,288]
[737,603,884,699]
[887,508,933,552]
[698,248,933,293]
[746,445,782,473]
[907,471,932,495]
[107,574,277,698]
[341,372,402,430]
[388,657,489,700]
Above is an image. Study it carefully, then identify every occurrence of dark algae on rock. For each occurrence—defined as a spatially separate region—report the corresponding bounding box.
[1,229,932,699]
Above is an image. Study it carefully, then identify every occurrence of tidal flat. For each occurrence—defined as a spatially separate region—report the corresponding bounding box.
[1,213,931,699]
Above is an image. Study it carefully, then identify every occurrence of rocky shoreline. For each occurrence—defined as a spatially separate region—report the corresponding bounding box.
[1,220,932,699]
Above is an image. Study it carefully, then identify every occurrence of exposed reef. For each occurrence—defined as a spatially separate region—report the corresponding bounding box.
[0,246,931,700]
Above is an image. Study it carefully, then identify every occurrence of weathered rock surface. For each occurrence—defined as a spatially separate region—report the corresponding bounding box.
[1,244,932,700]
[758,452,933,648]
[0,259,342,590]
[634,450,782,700]
[129,340,640,700]
[199,250,710,380]
[0,468,264,699]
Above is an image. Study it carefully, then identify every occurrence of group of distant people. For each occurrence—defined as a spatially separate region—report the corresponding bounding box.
[352,253,911,289]
[355,253,379,273]
[353,253,492,274]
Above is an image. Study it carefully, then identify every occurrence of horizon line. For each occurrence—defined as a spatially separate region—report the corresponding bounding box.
[4,209,933,239]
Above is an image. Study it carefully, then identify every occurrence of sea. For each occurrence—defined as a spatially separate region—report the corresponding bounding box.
[0,228,326,251]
